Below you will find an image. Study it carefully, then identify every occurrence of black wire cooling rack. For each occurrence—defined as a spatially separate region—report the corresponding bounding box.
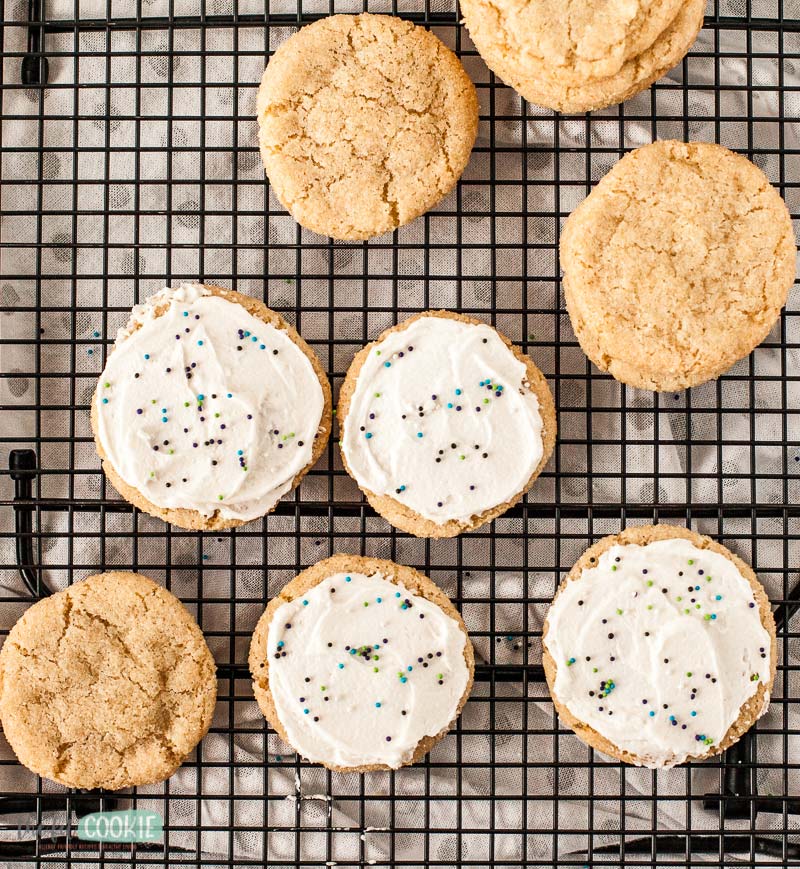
[1,0,800,866]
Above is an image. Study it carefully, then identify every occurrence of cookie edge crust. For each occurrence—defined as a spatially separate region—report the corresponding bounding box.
[542,524,777,768]
[462,0,704,114]
[0,571,218,790]
[248,553,475,772]
[255,13,479,241]
[336,310,557,538]
[90,284,333,531]
[560,140,797,391]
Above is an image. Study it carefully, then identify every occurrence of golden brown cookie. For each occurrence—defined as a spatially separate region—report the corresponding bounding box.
[561,140,796,391]
[249,554,474,772]
[463,0,704,113]
[91,283,332,531]
[542,525,777,768]
[0,572,217,790]
[337,310,557,538]
[256,13,478,240]
[461,0,685,86]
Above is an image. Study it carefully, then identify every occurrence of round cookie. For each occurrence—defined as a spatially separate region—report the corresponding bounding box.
[460,0,685,87]
[248,554,474,772]
[0,572,217,790]
[337,310,557,538]
[256,13,478,240]
[91,283,332,531]
[463,0,704,113]
[561,140,796,391]
[542,525,777,768]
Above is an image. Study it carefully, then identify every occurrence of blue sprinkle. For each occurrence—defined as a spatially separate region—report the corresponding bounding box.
[455,389,462,395]
[365,432,373,439]
[302,600,308,606]
[715,595,722,601]
[277,641,284,648]
[227,393,232,398]
[345,576,351,582]
[183,311,189,317]
[260,344,266,350]
[375,702,381,708]
[252,336,258,342]
[691,711,697,717]
[711,614,717,620]
[376,597,382,603]
[374,644,380,649]
[303,709,309,715]
[92,330,100,338]
[447,403,453,409]
[238,450,243,456]
[198,340,204,346]
[87,349,94,355]
[144,353,150,360]
[162,416,168,423]
[417,432,423,438]
[198,394,205,400]
[338,663,344,669]
[384,362,391,368]
[649,711,655,717]
[395,592,401,598]
[102,398,108,404]
[350,649,356,655]
[407,666,412,672]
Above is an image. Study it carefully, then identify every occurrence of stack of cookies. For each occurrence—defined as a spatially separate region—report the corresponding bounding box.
[461,0,706,112]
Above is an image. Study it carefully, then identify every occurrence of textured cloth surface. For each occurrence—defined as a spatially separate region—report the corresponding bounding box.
[1,0,799,864]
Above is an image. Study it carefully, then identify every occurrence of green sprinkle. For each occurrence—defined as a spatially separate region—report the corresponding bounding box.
[320,686,326,691]
[646,580,653,587]
[611,565,617,572]
[376,350,381,355]
[688,559,695,565]
[677,596,682,602]
[592,667,598,673]
[218,495,223,501]
[686,672,692,677]
[437,674,443,679]
[616,608,623,615]
[104,381,110,388]
[483,398,490,404]
[646,604,653,610]
[363,602,369,607]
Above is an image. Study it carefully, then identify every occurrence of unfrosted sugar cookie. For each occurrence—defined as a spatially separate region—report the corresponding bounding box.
[256,13,478,240]
[0,572,217,790]
[248,555,474,771]
[461,0,704,113]
[91,284,331,530]
[561,141,796,391]
[337,311,556,537]
[543,525,776,768]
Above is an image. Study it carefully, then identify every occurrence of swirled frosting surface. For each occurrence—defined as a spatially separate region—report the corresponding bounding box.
[95,284,325,520]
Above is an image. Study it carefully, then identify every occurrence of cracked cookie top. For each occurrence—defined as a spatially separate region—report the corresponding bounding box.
[0,571,217,790]
[461,0,684,87]
[560,140,797,391]
[256,13,478,240]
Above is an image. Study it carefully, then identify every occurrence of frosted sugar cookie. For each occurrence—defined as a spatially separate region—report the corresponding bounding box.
[337,311,556,537]
[91,283,332,530]
[249,554,474,771]
[543,525,776,768]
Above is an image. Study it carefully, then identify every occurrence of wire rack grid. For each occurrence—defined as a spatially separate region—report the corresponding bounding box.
[0,0,799,866]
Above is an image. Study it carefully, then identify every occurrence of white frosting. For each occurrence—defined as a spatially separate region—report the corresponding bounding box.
[265,571,471,769]
[95,284,325,521]
[544,538,772,768]
[341,315,546,525]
